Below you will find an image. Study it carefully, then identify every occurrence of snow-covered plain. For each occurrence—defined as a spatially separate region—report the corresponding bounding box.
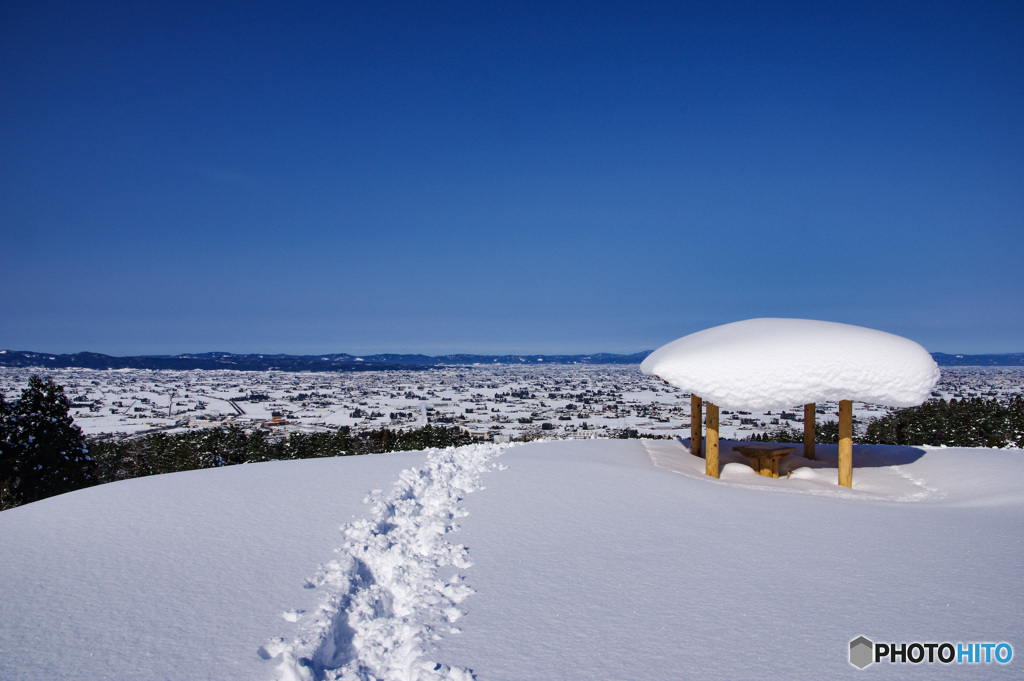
[3,365,1021,442]
[1,437,1021,680]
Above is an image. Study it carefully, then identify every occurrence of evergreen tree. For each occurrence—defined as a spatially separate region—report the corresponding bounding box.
[0,375,92,508]
[0,392,20,509]
[815,420,841,444]
[862,397,1024,448]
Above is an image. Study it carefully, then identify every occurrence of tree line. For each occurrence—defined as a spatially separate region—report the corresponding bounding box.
[1,376,472,511]
[754,397,1024,449]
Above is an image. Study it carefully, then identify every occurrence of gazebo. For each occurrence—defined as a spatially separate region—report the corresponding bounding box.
[641,319,940,487]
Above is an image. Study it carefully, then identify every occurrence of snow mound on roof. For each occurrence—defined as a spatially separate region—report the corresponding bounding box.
[641,318,940,411]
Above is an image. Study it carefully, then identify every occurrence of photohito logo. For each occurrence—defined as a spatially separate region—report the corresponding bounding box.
[849,636,1013,669]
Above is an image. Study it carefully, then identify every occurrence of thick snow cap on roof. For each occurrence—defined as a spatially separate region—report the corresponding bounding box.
[641,318,940,411]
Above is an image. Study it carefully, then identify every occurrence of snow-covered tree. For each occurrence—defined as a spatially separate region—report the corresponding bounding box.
[0,375,92,509]
[0,392,18,509]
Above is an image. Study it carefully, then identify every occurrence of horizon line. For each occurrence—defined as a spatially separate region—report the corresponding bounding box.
[3,348,1024,359]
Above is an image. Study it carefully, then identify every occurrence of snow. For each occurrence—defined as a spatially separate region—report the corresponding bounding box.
[2,438,1022,680]
[262,444,508,681]
[641,318,941,411]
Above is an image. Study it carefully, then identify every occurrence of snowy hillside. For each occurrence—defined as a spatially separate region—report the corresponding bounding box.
[1,439,1021,680]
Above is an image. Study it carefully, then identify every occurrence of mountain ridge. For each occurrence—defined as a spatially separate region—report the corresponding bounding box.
[0,349,652,371]
[1,349,1022,371]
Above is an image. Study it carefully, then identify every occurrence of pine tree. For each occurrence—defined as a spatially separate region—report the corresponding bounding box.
[1,375,92,507]
[0,392,20,509]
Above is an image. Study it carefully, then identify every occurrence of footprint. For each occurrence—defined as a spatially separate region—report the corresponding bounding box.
[265,442,510,680]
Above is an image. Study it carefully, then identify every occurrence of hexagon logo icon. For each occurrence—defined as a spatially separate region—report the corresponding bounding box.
[850,636,874,669]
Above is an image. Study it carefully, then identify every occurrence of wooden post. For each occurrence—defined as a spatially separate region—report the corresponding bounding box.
[706,402,719,478]
[838,400,853,488]
[803,403,816,460]
[691,394,703,458]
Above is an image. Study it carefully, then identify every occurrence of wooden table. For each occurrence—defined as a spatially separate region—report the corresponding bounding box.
[732,444,797,478]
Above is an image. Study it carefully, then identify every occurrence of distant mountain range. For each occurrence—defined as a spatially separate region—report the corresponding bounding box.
[0,349,1021,371]
[929,353,1024,367]
[0,350,652,372]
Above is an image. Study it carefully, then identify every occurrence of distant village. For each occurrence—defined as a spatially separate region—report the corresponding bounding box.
[1,365,1022,443]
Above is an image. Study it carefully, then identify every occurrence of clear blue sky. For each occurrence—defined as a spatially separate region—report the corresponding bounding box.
[2,1,1021,356]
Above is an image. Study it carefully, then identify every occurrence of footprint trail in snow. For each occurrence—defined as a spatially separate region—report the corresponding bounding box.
[260,443,510,681]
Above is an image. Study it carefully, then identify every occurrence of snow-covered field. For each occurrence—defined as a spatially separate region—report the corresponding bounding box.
[2,365,1022,441]
[1,438,1021,680]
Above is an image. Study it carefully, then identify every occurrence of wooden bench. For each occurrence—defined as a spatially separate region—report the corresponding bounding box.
[732,444,797,478]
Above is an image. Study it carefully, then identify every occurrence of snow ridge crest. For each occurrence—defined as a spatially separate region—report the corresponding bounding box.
[261,443,509,681]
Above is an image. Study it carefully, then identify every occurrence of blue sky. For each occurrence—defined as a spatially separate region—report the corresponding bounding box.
[2,1,1021,355]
